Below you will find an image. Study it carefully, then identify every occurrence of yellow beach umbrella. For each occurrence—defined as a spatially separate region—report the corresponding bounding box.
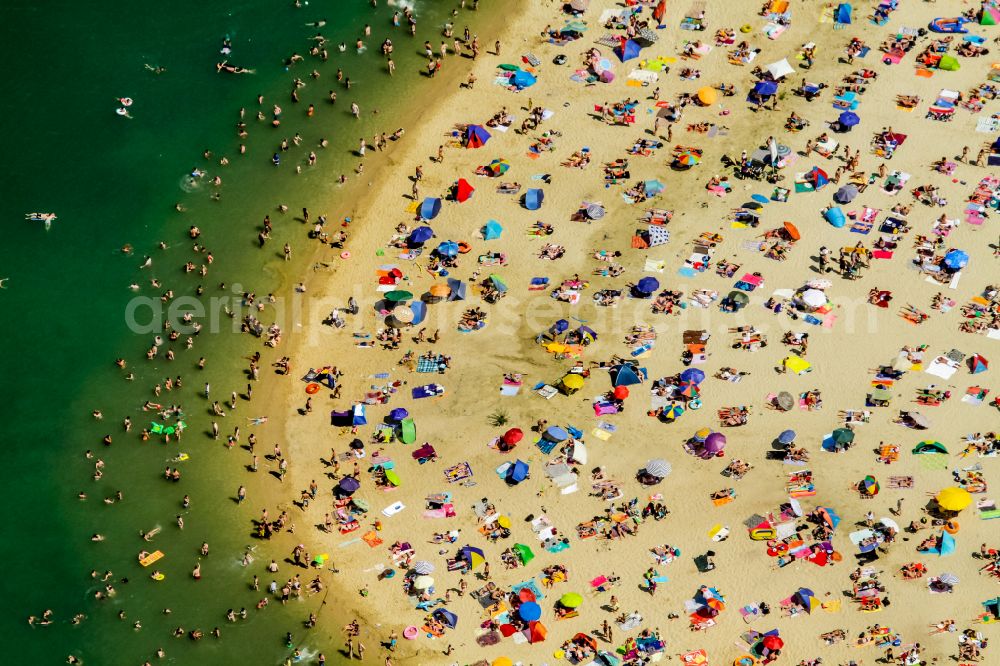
[497,515,512,528]
[561,374,585,390]
[697,86,717,105]
[936,486,972,512]
[492,658,513,666]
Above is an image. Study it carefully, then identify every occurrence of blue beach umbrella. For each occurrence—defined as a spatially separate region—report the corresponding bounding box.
[838,111,860,127]
[436,241,460,257]
[644,179,665,196]
[636,277,660,294]
[679,368,706,384]
[407,226,434,245]
[942,249,968,271]
[389,408,409,422]
[545,425,568,441]
[518,601,542,622]
[778,429,797,445]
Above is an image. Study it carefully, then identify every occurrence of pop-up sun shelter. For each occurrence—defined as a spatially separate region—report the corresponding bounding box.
[464,124,491,148]
[524,188,544,210]
[506,459,530,484]
[615,38,642,62]
[483,219,503,240]
[610,364,647,386]
[455,178,475,202]
[419,198,442,220]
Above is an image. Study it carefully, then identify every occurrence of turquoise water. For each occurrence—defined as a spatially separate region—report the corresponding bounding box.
[0,1,502,662]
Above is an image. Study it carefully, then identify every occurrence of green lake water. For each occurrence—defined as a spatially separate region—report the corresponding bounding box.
[0,0,504,662]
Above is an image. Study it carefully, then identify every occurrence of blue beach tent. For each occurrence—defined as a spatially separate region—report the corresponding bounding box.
[524,188,544,210]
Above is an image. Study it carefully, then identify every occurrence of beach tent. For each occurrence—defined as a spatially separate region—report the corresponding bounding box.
[409,301,427,325]
[513,543,534,565]
[446,277,467,301]
[528,621,548,643]
[419,198,442,220]
[968,353,988,374]
[805,167,830,189]
[524,188,544,210]
[925,531,956,556]
[433,608,458,629]
[464,124,491,148]
[938,55,960,71]
[816,507,841,528]
[824,206,846,227]
[913,440,947,454]
[506,459,530,484]
[483,220,503,240]
[615,39,642,62]
[510,70,537,89]
[455,178,475,203]
[766,58,795,80]
[400,418,416,444]
[983,6,1000,25]
[610,364,645,386]
[835,3,852,25]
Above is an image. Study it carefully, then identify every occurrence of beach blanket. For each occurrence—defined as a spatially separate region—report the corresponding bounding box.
[412,383,446,398]
[416,356,444,373]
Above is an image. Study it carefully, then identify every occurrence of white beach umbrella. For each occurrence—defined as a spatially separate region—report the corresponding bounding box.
[413,560,435,575]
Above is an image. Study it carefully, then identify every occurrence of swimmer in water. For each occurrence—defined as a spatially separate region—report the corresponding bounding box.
[307,19,327,27]
[140,257,152,268]
[0,278,8,289]
[144,63,166,74]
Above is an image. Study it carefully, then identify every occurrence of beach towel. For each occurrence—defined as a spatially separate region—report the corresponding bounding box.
[362,531,384,548]
[412,383,446,398]
[444,462,473,483]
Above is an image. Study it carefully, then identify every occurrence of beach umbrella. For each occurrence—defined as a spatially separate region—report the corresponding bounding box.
[613,386,630,399]
[464,124,491,148]
[832,428,855,445]
[412,574,434,590]
[833,184,858,204]
[909,412,930,429]
[936,487,972,512]
[943,249,969,271]
[766,58,795,80]
[461,545,486,568]
[778,429,796,444]
[419,198,442,220]
[576,325,597,343]
[678,381,699,398]
[753,80,778,96]
[502,428,523,446]
[776,392,795,411]
[569,0,589,10]
[661,404,685,420]
[860,475,879,495]
[645,459,671,478]
[436,240,460,257]
[800,289,827,308]
[675,150,701,167]
[644,179,665,196]
[384,290,413,302]
[455,178,475,202]
[636,276,660,294]
[696,86,717,105]
[518,601,542,621]
[782,221,801,241]
[680,368,706,384]
[704,432,727,453]
[560,592,583,608]
[429,283,450,297]
[635,27,658,45]
[390,305,414,324]
[939,572,959,585]
[338,476,360,494]
[412,560,435,575]
[562,374,585,390]
[407,226,434,245]
[586,203,606,220]
[489,274,508,293]
[546,425,568,441]
[351,497,369,512]
[389,407,409,421]
[693,427,712,442]
[409,301,427,325]
[497,515,511,528]
[838,111,860,127]
[492,659,513,666]
[726,290,749,307]
[762,635,784,651]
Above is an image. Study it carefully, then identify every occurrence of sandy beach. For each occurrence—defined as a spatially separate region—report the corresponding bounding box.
[172,0,1000,665]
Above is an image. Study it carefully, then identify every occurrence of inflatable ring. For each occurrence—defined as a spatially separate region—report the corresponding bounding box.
[689,398,702,410]
[943,520,959,534]
[120,97,133,107]
[340,251,351,259]
[457,241,472,254]
[766,547,778,557]
[116,108,128,116]
[403,626,418,640]
[305,383,321,394]
[740,24,752,33]
[152,573,165,581]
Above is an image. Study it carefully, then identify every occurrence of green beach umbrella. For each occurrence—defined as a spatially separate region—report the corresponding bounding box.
[560,592,583,608]
[384,290,413,302]
[513,543,534,564]
[832,428,854,445]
